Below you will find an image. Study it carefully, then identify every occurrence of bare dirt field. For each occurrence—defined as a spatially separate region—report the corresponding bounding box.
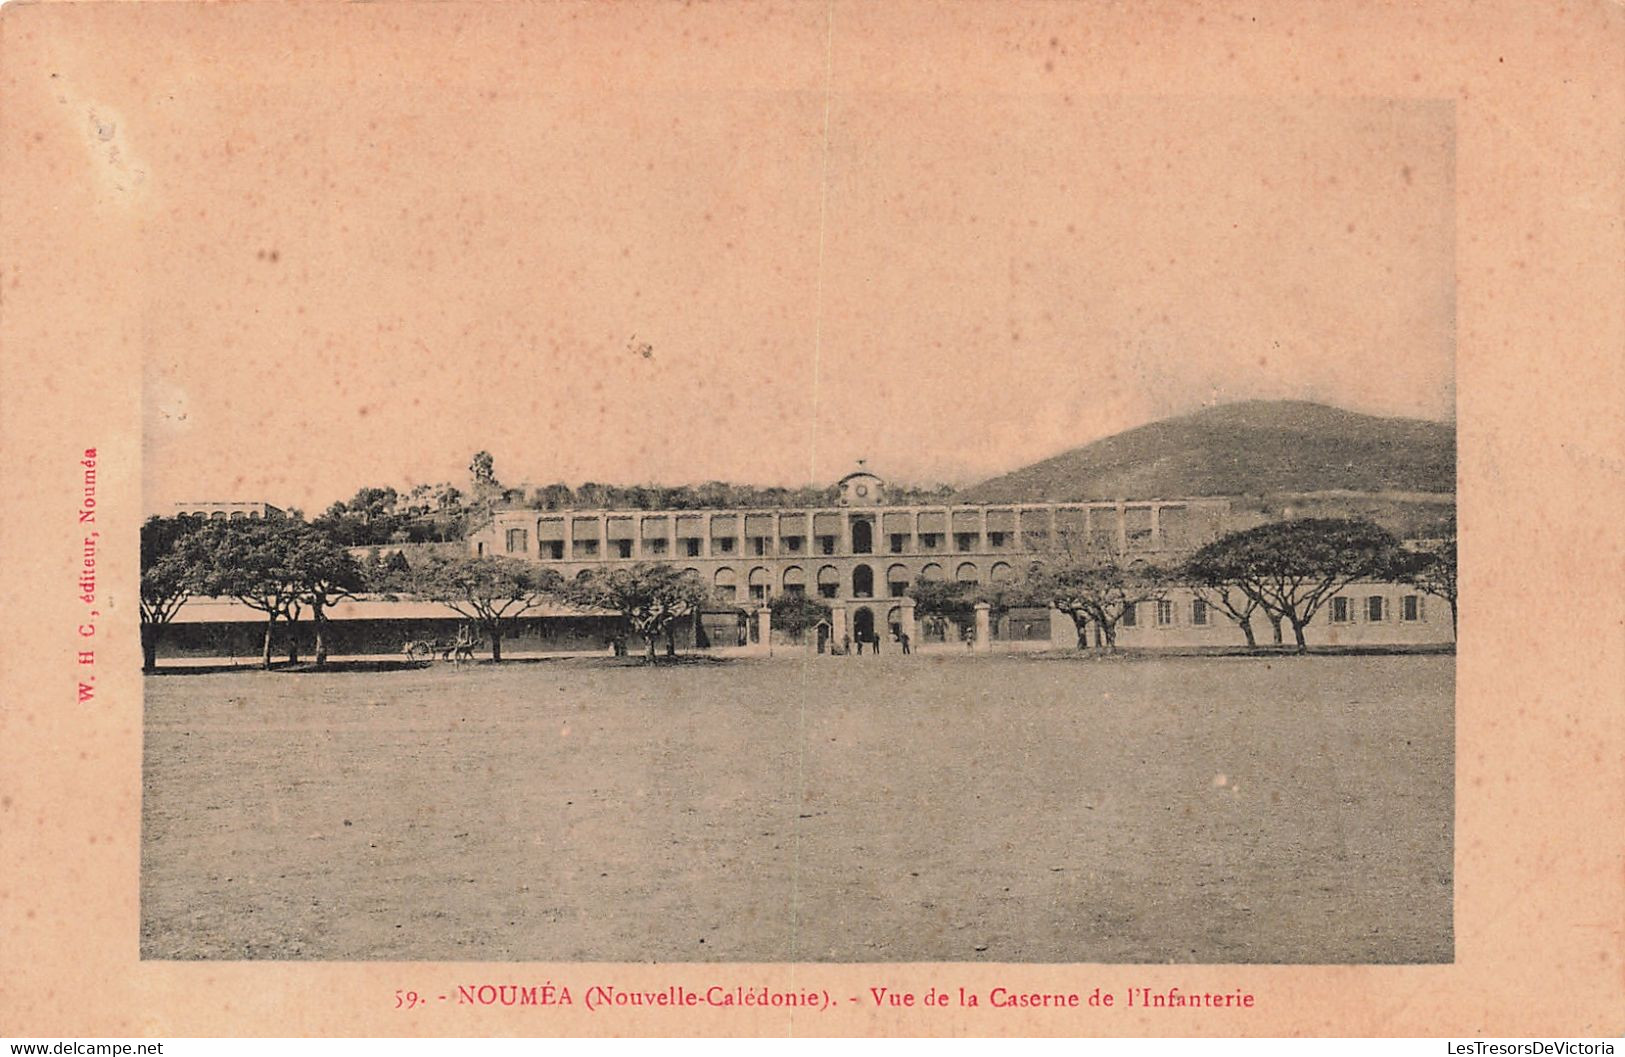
[141,652,1453,962]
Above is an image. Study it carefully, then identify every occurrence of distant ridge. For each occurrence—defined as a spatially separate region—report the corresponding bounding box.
[957,400,1456,503]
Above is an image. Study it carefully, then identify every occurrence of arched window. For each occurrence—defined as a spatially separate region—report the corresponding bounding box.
[886,563,911,597]
[850,518,873,554]
[816,564,840,599]
[781,565,806,596]
[713,567,738,603]
[990,561,1014,583]
[852,564,875,598]
[747,566,772,603]
[955,562,980,584]
[920,562,944,582]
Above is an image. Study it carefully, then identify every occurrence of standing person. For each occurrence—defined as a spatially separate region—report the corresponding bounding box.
[900,631,911,655]
[842,632,851,656]
[872,631,882,655]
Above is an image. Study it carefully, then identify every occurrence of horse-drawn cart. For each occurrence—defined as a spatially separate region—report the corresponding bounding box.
[402,626,480,664]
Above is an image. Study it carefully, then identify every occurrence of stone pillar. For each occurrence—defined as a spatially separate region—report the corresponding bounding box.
[667,513,678,560]
[1149,503,1162,550]
[1115,500,1128,554]
[831,604,849,653]
[1049,606,1074,649]
[756,606,773,654]
[597,515,609,561]
[703,514,713,558]
[974,601,992,653]
[899,597,918,652]
[738,514,748,561]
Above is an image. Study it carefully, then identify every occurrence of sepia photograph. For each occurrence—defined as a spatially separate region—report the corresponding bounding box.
[8,0,1620,1041]
[133,75,1457,963]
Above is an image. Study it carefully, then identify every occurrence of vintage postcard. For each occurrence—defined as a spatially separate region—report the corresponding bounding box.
[1,0,1620,1039]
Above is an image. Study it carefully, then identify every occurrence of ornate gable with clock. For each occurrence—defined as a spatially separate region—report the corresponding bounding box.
[836,461,885,507]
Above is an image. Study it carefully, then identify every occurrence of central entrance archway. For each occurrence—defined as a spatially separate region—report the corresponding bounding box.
[852,606,875,645]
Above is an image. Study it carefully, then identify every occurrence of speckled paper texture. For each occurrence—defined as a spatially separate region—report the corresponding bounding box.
[1,0,1621,1037]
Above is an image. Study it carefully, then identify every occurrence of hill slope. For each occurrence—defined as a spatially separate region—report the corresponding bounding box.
[958,400,1455,503]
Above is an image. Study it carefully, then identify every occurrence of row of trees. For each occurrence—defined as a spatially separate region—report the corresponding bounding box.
[142,514,718,669]
[143,513,1457,671]
[1184,519,1457,647]
[513,480,961,512]
[142,516,367,670]
[304,453,507,548]
[905,518,1457,652]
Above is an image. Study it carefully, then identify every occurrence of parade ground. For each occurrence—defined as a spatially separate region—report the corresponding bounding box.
[141,652,1454,963]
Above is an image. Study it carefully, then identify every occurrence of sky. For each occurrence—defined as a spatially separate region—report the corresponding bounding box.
[116,5,1455,515]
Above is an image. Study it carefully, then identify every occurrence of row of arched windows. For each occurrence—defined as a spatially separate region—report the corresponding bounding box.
[706,561,1020,601]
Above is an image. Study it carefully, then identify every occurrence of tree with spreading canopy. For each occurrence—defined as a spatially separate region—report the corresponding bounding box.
[1023,549,1169,650]
[906,576,1026,645]
[1181,549,1271,647]
[139,514,207,672]
[184,518,319,668]
[410,554,563,662]
[905,577,981,631]
[769,592,832,643]
[1394,534,1458,637]
[287,531,366,665]
[1184,518,1405,652]
[563,563,712,663]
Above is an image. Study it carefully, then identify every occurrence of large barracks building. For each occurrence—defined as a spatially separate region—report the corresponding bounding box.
[463,467,1449,652]
[159,467,1453,659]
